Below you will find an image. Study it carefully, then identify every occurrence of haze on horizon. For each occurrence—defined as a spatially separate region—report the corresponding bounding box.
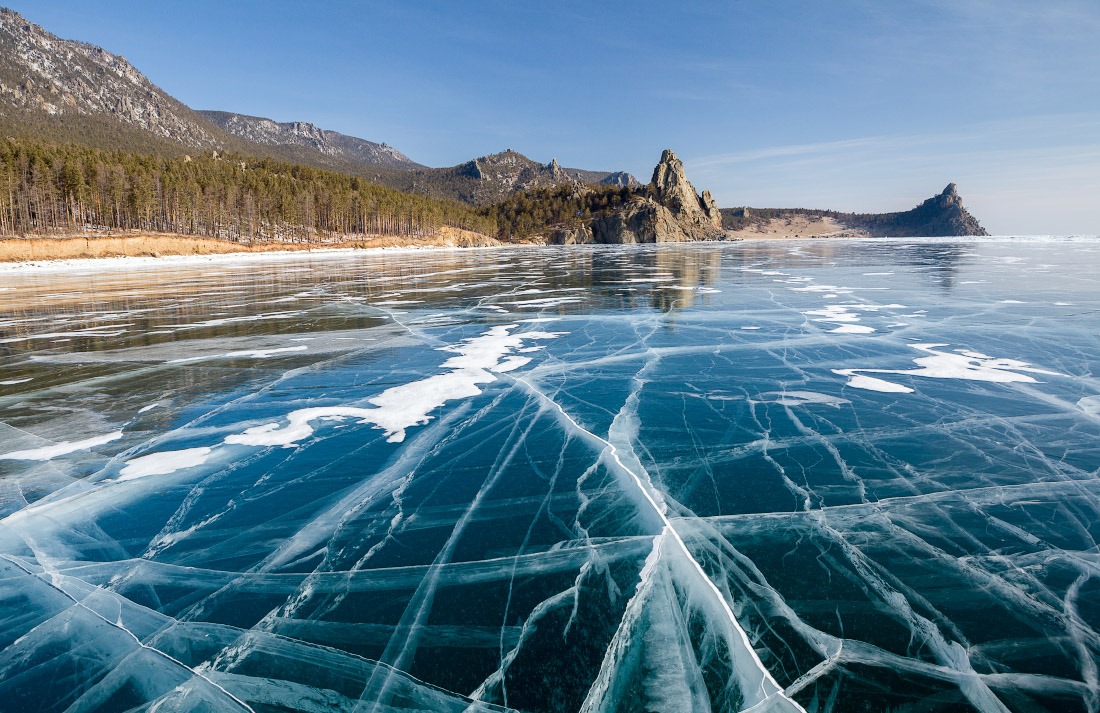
[9,0,1099,235]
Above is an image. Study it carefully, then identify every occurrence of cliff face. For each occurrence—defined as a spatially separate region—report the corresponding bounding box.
[552,149,727,245]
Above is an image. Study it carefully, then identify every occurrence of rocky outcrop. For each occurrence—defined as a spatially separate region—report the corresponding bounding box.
[882,183,987,237]
[552,149,728,245]
[650,149,723,230]
[599,171,640,189]
[831,182,988,237]
[198,111,422,170]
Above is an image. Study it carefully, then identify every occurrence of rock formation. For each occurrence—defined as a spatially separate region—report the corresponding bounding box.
[650,149,724,230]
[893,183,987,237]
[551,149,728,244]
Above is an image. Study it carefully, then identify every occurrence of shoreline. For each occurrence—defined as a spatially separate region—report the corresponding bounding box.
[0,228,503,272]
[0,233,1091,275]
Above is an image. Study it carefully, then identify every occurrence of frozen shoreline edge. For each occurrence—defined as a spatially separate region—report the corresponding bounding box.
[0,234,1094,275]
[0,244,506,274]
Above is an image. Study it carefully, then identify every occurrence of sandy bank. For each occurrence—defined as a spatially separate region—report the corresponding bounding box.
[725,215,869,240]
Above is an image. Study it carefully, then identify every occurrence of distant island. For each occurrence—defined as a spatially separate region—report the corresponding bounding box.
[0,7,986,261]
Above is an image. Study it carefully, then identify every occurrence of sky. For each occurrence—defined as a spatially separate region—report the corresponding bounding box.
[9,0,1100,234]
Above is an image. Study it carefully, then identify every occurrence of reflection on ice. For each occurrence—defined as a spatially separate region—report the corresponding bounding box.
[1,238,1099,712]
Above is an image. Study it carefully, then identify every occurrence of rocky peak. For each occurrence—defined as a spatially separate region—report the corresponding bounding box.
[858,183,987,237]
[599,171,640,189]
[649,149,723,229]
[553,149,728,245]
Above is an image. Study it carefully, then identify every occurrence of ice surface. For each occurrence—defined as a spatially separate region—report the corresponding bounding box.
[1,238,1099,713]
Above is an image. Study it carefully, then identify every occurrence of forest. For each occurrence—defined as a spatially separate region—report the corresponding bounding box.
[0,138,496,242]
[487,183,639,241]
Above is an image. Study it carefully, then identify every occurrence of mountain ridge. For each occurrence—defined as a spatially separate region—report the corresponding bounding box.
[197,110,424,171]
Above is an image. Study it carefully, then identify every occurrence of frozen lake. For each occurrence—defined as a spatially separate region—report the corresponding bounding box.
[1,238,1099,713]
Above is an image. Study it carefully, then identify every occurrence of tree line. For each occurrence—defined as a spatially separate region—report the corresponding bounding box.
[0,138,496,241]
[487,183,639,241]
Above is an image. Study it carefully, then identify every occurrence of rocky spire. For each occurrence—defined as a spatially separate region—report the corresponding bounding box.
[546,157,566,179]
[649,149,723,229]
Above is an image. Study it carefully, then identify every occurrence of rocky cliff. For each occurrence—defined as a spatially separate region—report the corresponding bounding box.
[551,149,727,244]
[0,7,223,148]
[198,111,423,170]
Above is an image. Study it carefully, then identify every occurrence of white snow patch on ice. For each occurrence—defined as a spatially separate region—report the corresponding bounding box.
[118,447,213,481]
[225,325,562,445]
[834,344,1063,394]
[830,324,876,334]
[834,371,915,393]
[0,378,33,385]
[0,431,124,461]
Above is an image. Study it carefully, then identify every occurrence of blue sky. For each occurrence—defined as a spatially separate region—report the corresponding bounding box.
[10,0,1100,234]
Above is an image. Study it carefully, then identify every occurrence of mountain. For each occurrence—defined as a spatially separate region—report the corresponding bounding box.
[198,110,423,170]
[0,7,632,203]
[0,7,226,152]
[381,149,639,206]
[721,184,988,238]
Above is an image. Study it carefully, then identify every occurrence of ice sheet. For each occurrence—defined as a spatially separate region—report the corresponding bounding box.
[2,238,1099,713]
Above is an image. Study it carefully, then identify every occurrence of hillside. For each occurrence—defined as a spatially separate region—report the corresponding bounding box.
[379,149,638,206]
[722,184,988,238]
[198,110,423,171]
[0,137,495,244]
[0,7,228,153]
